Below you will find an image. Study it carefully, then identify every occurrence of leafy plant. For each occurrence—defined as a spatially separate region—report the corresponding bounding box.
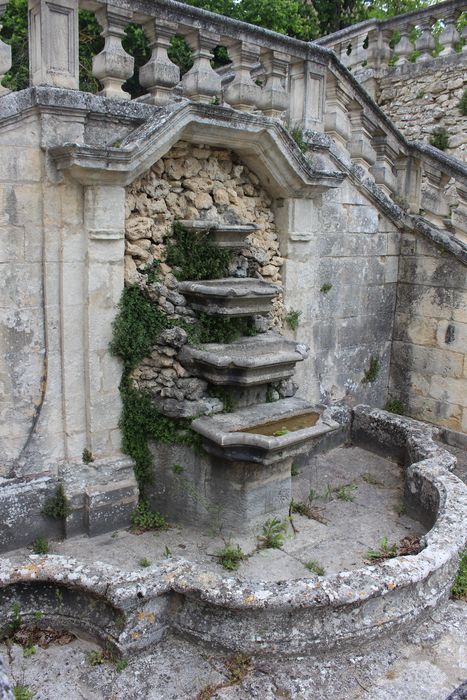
[459,89,467,116]
[429,126,449,151]
[194,313,257,345]
[9,603,22,635]
[217,543,245,571]
[139,558,152,568]
[285,309,302,331]
[42,483,71,520]
[82,448,94,464]
[23,645,36,658]
[130,501,167,532]
[304,560,325,575]
[87,650,107,666]
[334,483,357,501]
[172,464,184,475]
[32,537,49,555]
[209,387,237,413]
[13,686,34,700]
[139,260,160,284]
[166,222,233,282]
[290,499,312,517]
[272,427,290,436]
[366,536,398,562]
[290,127,308,154]
[115,659,129,672]
[451,549,467,601]
[320,283,332,294]
[385,398,405,415]
[362,355,380,384]
[258,517,287,549]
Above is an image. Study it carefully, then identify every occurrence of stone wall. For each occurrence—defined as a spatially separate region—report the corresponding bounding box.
[390,229,467,432]
[376,57,467,162]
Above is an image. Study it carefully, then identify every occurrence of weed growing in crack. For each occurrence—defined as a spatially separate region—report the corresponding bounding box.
[82,448,94,464]
[320,283,332,294]
[285,309,302,331]
[258,518,287,549]
[385,399,405,415]
[334,483,357,501]
[42,483,71,520]
[304,560,325,576]
[13,686,34,700]
[139,558,152,568]
[452,549,466,601]
[361,472,384,487]
[114,659,129,673]
[130,501,167,533]
[362,355,380,384]
[32,537,49,555]
[217,543,245,571]
[366,537,398,562]
[166,221,233,282]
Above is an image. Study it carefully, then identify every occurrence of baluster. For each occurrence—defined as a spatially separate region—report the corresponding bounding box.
[347,102,376,171]
[394,27,413,65]
[438,12,460,56]
[324,74,352,149]
[260,49,289,118]
[370,133,398,195]
[181,29,222,103]
[139,19,179,105]
[93,6,134,100]
[366,28,392,70]
[414,20,436,61]
[0,2,12,95]
[224,40,261,112]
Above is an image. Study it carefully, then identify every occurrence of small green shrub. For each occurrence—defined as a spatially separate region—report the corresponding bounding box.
[459,89,467,116]
[139,558,152,568]
[362,355,380,384]
[139,260,160,284]
[130,501,167,532]
[166,222,233,282]
[87,650,106,666]
[285,309,302,331]
[13,686,34,700]
[452,549,467,601]
[385,399,405,415]
[320,283,332,294]
[334,483,357,501]
[429,126,449,151]
[366,536,398,562]
[304,560,325,576]
[42,483,71,520]
[32,537,49,555]
[209,386,237,413]
[194,313,257,345]
[258,518,287,549]
[217,543,245,571]
[82,448,94,464]
[115,659,129,673]
[9,603,22,634]
[290,127,308,154]
[23,645,36,658]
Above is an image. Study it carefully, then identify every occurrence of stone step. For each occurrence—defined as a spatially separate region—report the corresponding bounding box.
[179,332,308,386]
[177,277,281,316]
[192,397,340,465]
[177,219,258,249]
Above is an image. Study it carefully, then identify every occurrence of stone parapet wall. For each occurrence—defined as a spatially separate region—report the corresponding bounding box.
[376,57,467,162]
[390,230,467,432]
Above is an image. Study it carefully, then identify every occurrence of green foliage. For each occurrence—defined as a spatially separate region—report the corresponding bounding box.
[291,463,300,476]
[459,89,467,117]
[362,355,380,384]
[304,560,325,575]
[172,463,184,475]
[130,500,167,531]
[452,549,467,601]
[272,427,290,436]
[334,483,357,501]
[115,659,129,673]
[290,127,308,153]
[258,517,287,549]
[209,386,237,413]
[139,557,152,567]
[32,537,49,555]
[9,603,22,635]
[110,286,172,372]
[42,483,71,520]
[82,448,94,464]
[13,686,34,700]
[429,126,450,151]
[217,543,245,571]
[139,260,160,285]
[290,499,314,517]
[0,0,28,91]
[23,645,36,658]
[87,650,107,666]
[166,222,233,282]
[285,309,302,331]
[361,472,384,486]
[320,283,333,294]
[366,536,398,562]
[194,313,257,345]
[385,399,405,415]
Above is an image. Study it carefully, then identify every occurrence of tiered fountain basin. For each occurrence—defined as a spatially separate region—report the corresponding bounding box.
[179,332,309,385]
[177,220,258,249]
[177,278,280,316]
[192,398,339,465]
[1,407,465,657]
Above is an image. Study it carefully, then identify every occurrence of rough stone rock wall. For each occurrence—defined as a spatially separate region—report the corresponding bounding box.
[390,231,467,432]
[376,58,466,161]
[124,142,284,416]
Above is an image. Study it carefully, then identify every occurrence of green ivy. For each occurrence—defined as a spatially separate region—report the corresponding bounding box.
[166,222,233,282]
[194,313,257,345]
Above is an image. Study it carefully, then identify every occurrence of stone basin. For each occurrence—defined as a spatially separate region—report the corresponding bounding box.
[177,278,281,316]
[179,332,308,385]
[177,220,258,249]
[191,397,340,465]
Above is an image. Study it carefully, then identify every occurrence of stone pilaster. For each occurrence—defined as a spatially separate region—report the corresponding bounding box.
[260,49,289,118]
[28,0,79,88]
[415,20,436,62]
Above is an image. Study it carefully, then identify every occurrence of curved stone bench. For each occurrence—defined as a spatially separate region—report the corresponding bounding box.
[1,407,465,656]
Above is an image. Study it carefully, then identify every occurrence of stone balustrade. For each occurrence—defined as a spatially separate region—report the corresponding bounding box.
[0,0,466,241]
[317,0,466,73]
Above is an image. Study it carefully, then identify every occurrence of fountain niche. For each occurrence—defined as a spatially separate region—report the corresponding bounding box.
[147,220,340,534]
